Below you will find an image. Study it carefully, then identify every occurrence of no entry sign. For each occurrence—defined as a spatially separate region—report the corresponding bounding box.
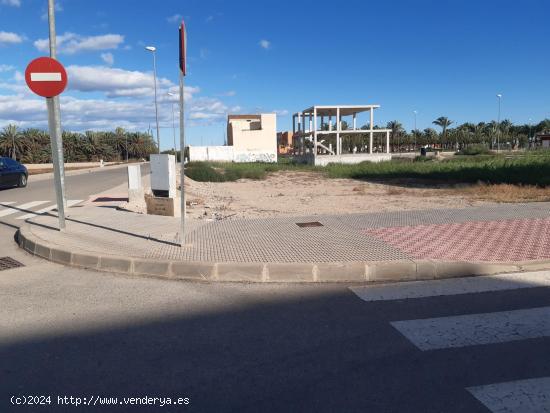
[25,57,68,98]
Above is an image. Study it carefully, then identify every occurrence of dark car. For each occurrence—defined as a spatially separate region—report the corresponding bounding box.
[0,157,28,188]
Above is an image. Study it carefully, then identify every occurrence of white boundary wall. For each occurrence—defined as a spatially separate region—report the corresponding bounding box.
[314,153,391,166]
[189,146,277,163]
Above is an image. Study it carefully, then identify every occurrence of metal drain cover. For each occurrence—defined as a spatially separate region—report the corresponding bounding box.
[0,257,24,271]
[296,221,323,228]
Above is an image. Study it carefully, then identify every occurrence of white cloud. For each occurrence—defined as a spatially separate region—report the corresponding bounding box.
[100,52,114,65]
[205,15,214,23]
[219,90,236,97]
[1,0,20,6]
[273,109,289,116]
[0,91,235,130]
[259,39,271,50]
[199,48,209,59]
[66,65,192,98]
[0,64,14,72]
[0,31,24,45]
[166,14,182,23]
[34,32,124,54]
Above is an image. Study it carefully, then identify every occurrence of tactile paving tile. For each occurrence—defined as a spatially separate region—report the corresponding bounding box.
[365,218,550,261]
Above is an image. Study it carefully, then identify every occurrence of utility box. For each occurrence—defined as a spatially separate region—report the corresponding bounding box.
[150,154,176,198]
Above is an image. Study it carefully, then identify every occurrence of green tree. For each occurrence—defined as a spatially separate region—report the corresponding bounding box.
[432,117,453,149]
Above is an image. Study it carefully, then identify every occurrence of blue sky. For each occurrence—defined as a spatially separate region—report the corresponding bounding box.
[0,0,549,149]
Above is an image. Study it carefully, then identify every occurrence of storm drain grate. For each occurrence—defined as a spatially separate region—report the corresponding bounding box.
[296,221,324,228]
[0,257,24,271]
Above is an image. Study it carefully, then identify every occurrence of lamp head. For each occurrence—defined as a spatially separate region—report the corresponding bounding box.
[145,46,156,52]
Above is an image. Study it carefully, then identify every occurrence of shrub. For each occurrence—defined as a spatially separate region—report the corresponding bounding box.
[457,145,490,156]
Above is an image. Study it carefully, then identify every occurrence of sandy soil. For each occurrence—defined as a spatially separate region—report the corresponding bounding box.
[182,171,494,220]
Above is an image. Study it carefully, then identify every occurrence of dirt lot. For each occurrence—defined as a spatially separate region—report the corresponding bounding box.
[183,171,498,220]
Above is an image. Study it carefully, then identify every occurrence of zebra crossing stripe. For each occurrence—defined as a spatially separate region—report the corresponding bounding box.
[391,306,550,350]
[350,271,550,302]
[16,200,83,220]
[0,201,49,217]
[467,377,550,413]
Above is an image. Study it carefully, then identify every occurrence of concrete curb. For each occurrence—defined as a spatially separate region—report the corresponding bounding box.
[16,224,550,283]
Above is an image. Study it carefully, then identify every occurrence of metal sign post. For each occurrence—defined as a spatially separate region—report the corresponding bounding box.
[47,0,66,229]
[178,20,187,246]
[23,0,67,230]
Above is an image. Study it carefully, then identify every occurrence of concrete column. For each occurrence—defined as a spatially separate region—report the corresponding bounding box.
[336,107,341,155]
[328,115,332,131]
[298,113,302,132]
[292,114,296,135]
[309,113,312,134]
[353,113,357,130]
[321,115,324,130]
[369,108,374,154]
[313,107,318,157]
[386,130,390,154]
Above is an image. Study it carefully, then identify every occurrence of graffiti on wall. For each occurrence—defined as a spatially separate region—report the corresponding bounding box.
[234,152,277,163]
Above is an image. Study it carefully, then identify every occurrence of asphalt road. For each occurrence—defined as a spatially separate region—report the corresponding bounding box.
[1,264,549,412]
[1,164,549,412]
[0,163,150,208]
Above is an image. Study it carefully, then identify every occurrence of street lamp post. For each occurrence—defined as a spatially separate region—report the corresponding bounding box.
[145,46,160,153]
[413,110,417,150]
[496,93,502,152]
[168,92,178,155]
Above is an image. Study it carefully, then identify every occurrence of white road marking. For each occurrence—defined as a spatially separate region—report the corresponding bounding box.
[467,377,550,413]
[16,200,82,220]
[30,72,62,81]
[391,306,550,350]
[350,271,550,302]
[0,201,49,217]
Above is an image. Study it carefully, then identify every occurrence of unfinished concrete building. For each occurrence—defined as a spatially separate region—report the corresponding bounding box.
[292,105,392,165]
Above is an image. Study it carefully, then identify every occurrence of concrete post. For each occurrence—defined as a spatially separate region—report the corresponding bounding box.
[127,164,143,204]
[386,130,390,154]
[369,108,374,154]
[353,113,357,130]
[336,107,341,156]
[313,107,317,157]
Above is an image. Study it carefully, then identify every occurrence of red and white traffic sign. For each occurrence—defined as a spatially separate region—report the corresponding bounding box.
[24,57,68,98]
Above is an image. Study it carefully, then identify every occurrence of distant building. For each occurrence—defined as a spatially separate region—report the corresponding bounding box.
[188,113,277,163]
[227,114,277,162]
[292,104,393,165]
[277,131,294,154]
[536,132,550,148]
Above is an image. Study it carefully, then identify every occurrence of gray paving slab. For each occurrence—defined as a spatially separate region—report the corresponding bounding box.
[23,202,550,265]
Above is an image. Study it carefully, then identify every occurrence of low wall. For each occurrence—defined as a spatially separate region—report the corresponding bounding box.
[314,153,392,166]
[189,146,277,163]
[189,146,234,162]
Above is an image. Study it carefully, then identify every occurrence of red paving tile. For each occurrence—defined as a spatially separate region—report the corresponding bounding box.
[364,218,550,262]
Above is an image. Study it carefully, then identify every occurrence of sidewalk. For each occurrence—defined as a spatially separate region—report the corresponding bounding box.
[17,202,550,282]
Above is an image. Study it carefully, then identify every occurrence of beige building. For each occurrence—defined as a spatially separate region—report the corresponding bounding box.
[188,113,277,163]
[227,114,277,162]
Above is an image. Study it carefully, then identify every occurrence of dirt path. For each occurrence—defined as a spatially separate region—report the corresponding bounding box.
[183,171,494,220]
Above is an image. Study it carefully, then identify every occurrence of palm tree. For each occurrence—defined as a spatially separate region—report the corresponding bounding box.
[387,120,403,152]
[0,124,20,160]
[432,117,453,149]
